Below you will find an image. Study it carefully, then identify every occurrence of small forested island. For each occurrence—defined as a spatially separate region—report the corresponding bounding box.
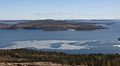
[0,49,119,66]
[0,20,106,31]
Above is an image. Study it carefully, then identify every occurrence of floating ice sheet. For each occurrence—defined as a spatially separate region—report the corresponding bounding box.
[1,40,120,50]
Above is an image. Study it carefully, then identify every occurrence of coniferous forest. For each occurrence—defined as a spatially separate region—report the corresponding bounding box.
[0,49,120,66]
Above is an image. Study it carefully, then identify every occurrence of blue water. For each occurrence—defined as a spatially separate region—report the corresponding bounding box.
[0,21,120,54]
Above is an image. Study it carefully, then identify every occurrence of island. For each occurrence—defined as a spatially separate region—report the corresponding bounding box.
[0,20,107,31]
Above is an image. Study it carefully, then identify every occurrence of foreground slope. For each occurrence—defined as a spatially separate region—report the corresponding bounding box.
[0,49,120,66]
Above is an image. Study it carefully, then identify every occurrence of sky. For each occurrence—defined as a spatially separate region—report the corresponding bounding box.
[0,0,120,20]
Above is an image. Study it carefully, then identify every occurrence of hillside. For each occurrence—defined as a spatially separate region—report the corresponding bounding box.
[0,49,120,66]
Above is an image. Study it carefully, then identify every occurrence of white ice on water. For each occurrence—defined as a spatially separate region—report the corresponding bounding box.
[2,40,96,50]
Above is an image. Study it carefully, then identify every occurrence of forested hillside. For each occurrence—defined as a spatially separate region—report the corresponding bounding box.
[0,49,119,66]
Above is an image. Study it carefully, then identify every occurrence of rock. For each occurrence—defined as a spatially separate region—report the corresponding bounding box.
[118,38,120,41]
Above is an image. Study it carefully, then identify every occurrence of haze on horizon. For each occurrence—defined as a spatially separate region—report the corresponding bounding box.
[0,0,120,20]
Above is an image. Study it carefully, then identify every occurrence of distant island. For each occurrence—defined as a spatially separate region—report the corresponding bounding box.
[0,19,107,31]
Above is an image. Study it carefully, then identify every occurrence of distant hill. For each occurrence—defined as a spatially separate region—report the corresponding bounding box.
[0,23,11,29]
[0,20,31,22]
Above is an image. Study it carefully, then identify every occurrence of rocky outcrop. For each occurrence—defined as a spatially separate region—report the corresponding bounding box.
[118,38,120,41]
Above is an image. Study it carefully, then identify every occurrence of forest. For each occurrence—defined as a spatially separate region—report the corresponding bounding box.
[0,49,119,66]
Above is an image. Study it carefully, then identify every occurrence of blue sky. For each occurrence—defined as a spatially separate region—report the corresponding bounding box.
[0,0,120,20]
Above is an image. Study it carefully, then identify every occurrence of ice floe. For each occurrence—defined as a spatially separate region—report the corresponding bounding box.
[113,45,120,47]
[2,40,120,50]
[2,40,96,50]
